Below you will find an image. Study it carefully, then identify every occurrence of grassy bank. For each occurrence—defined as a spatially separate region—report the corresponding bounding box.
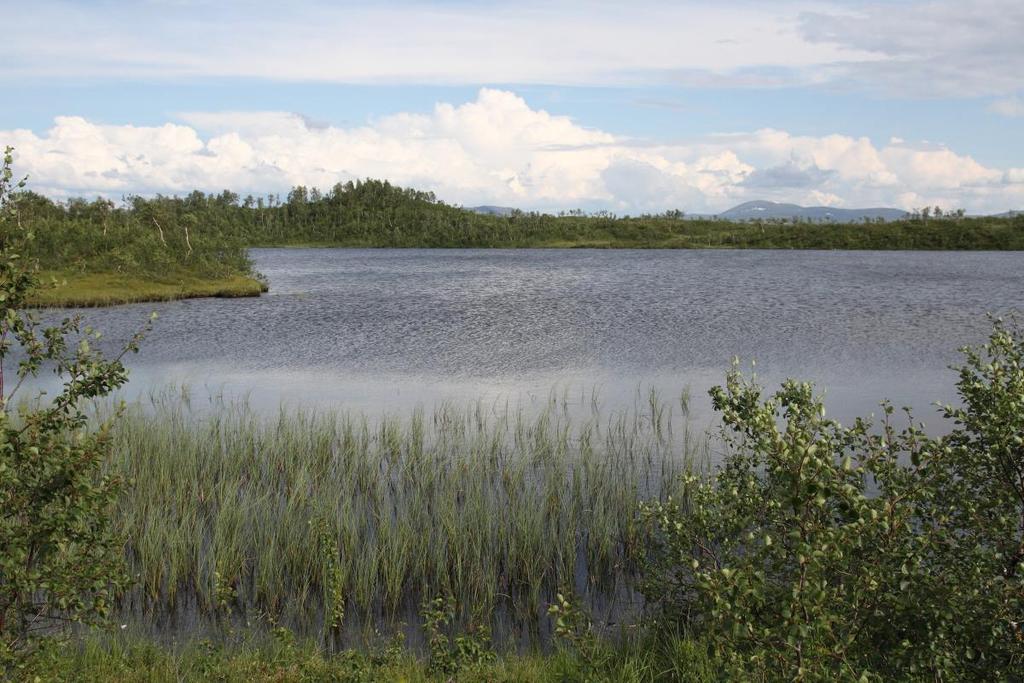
[24,631,719,682]
[13,186,260,308]
[28,270,267,307]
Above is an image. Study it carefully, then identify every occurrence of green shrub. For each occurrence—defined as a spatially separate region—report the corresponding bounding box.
[641,319,1024,681]
[421,595,496,676]
[0,148,149,672]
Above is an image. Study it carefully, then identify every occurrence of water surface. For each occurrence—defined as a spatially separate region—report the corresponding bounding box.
[42,248,1023,428]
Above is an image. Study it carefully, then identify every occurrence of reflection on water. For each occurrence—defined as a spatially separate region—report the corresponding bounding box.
[34,248,1023,428]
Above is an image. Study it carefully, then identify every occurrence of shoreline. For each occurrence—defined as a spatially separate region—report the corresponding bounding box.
[251,241,1024,251]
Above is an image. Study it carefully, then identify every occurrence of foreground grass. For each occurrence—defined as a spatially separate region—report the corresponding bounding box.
[26,638,550,682]
[24,632,719,682]
[27,270,267,307]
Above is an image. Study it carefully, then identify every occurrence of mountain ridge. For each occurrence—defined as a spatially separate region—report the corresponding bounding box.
[715,200,908,222]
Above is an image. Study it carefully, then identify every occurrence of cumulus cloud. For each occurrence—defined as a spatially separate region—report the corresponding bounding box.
[3,89,1022,214]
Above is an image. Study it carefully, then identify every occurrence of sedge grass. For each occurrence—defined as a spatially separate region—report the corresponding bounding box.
[102,388,707,643]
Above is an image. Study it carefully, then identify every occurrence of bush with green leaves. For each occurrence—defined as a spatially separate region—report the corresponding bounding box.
[0,147,149,670]
[641,319,1024,681]
[420,595,496,677]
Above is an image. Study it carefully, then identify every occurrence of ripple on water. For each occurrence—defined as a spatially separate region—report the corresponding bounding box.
[31,248,1023,425]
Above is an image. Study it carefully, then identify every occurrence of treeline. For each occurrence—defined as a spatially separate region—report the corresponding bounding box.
[16,179,1024,274]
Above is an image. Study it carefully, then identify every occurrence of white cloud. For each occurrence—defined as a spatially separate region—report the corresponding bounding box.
[3,89,1022,213]
[797,0,1024,97]
[0,1,874,86]
[3,0,1021,99]
[990,97,1024,118]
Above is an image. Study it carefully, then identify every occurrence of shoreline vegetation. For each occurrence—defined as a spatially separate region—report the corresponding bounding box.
[15,319,1024,681]
[16,179,1024,307]
[28,270,267,308]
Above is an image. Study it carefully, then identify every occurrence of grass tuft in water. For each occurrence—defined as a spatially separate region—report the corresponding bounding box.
[104,388,707,643]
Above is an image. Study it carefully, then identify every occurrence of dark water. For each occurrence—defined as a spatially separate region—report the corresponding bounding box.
[39,248,1023,428]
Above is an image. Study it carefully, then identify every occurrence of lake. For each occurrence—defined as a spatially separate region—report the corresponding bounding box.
[42,248,1023,430]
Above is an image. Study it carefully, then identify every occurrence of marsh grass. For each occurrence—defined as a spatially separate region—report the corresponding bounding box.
[100,387,707,646]
[28,270,267,308]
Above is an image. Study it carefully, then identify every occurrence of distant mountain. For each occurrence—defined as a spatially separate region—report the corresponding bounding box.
[466,200,1015,221]
[718,201,908,222]
[469,205,517,216]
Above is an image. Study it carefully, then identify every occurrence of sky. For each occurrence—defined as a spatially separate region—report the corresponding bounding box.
[1,0,1023,214]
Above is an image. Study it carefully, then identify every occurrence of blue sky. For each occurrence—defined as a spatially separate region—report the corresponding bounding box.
[2,0,1022,213]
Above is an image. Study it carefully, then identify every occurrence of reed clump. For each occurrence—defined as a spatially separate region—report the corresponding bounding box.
[104,389,706,641]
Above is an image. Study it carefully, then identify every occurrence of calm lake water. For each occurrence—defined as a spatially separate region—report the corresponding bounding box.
[41,248,1023,429]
